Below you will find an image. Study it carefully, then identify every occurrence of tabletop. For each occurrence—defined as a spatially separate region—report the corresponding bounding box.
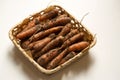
[0,0,120,80]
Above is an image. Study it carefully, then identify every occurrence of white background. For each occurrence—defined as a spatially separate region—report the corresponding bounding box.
[0,0,120,80]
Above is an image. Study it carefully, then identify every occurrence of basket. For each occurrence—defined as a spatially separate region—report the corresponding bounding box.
[9,5,96,74]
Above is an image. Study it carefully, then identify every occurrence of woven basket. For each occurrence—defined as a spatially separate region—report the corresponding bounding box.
[9,5,96,74]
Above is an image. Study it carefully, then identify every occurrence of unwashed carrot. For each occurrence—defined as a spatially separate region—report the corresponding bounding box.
[32,33,56,51]
[64,29,79,41]
[21,8,59,32]
[68,41,89,52]
[37,48,61,66]
[22,16,40,31]
[47,41,89,69]
[60,32,85,49]
[28,33,56,50]
[29,26,63,42]
[42,14,70,30]
[39,8,59,21]
[58,23,72,36]
[33,36,64,60]
[21,26,63,49]
[46,49,68,69]
[59,51,76,65]
[21,39,31,49]
[16,24,42,39]
[17,15,70,40]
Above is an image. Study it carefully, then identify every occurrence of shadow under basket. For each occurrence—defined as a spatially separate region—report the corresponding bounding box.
[9,5,96,74]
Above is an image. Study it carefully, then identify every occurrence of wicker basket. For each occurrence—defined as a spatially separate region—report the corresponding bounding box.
[9,5,96,74]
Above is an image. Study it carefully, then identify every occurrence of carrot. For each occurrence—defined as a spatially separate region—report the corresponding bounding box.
[28,33,56,50]
[33,36,64,60]
[22,16,40,31]
[16,24,41,39]
[21,26,63,48]
[37,48,61,66]
[22,7,58,31]
[21,40,31,49]
[60,32,85,50]
[58,23,72,36]
[46,41,89,69]
[59,51,76,65]
[32,33,56,51]
[39,8,59,21]
[21,8,58,32]
[24,38,44,50]
[29,26,63,42]
[46,49,68,69]
[68,41,89,52]
[47,16,71,28]
[27,41,38,50]
[64,29,79,41]
[16,15,70,40]
[42,14,70,29]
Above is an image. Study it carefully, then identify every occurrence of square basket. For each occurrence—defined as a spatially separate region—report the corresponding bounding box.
[9,5,96,74]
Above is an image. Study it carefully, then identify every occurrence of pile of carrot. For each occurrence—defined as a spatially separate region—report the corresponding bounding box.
[16,6,90,70]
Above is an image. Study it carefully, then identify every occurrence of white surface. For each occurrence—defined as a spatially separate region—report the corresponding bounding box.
[0,0,120,80]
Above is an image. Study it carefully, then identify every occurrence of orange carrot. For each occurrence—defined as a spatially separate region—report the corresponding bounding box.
[28,33,56,50]
[68,41,89,52]
[16,24,41,39]
[22,7,59,31]
[47,16,71,28]
[39,14,70,31]
[60,32,85,49]
[37,14,68,31]
[33,36,64,60]
[22,16,40,31]
[32,33,56,51]
[21,26,63,49]
[29,26,63,42]
[47,41,89,69]
[17,15,70,40]
[58,23,72,36]
[59,51,76,65]
[64,29,79,41]
[27,41,38,50]
[21,8,59,32]
[21,39,30,49]
[37,48,61,66]
[46,49,68,69]
[39,8,59,21]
